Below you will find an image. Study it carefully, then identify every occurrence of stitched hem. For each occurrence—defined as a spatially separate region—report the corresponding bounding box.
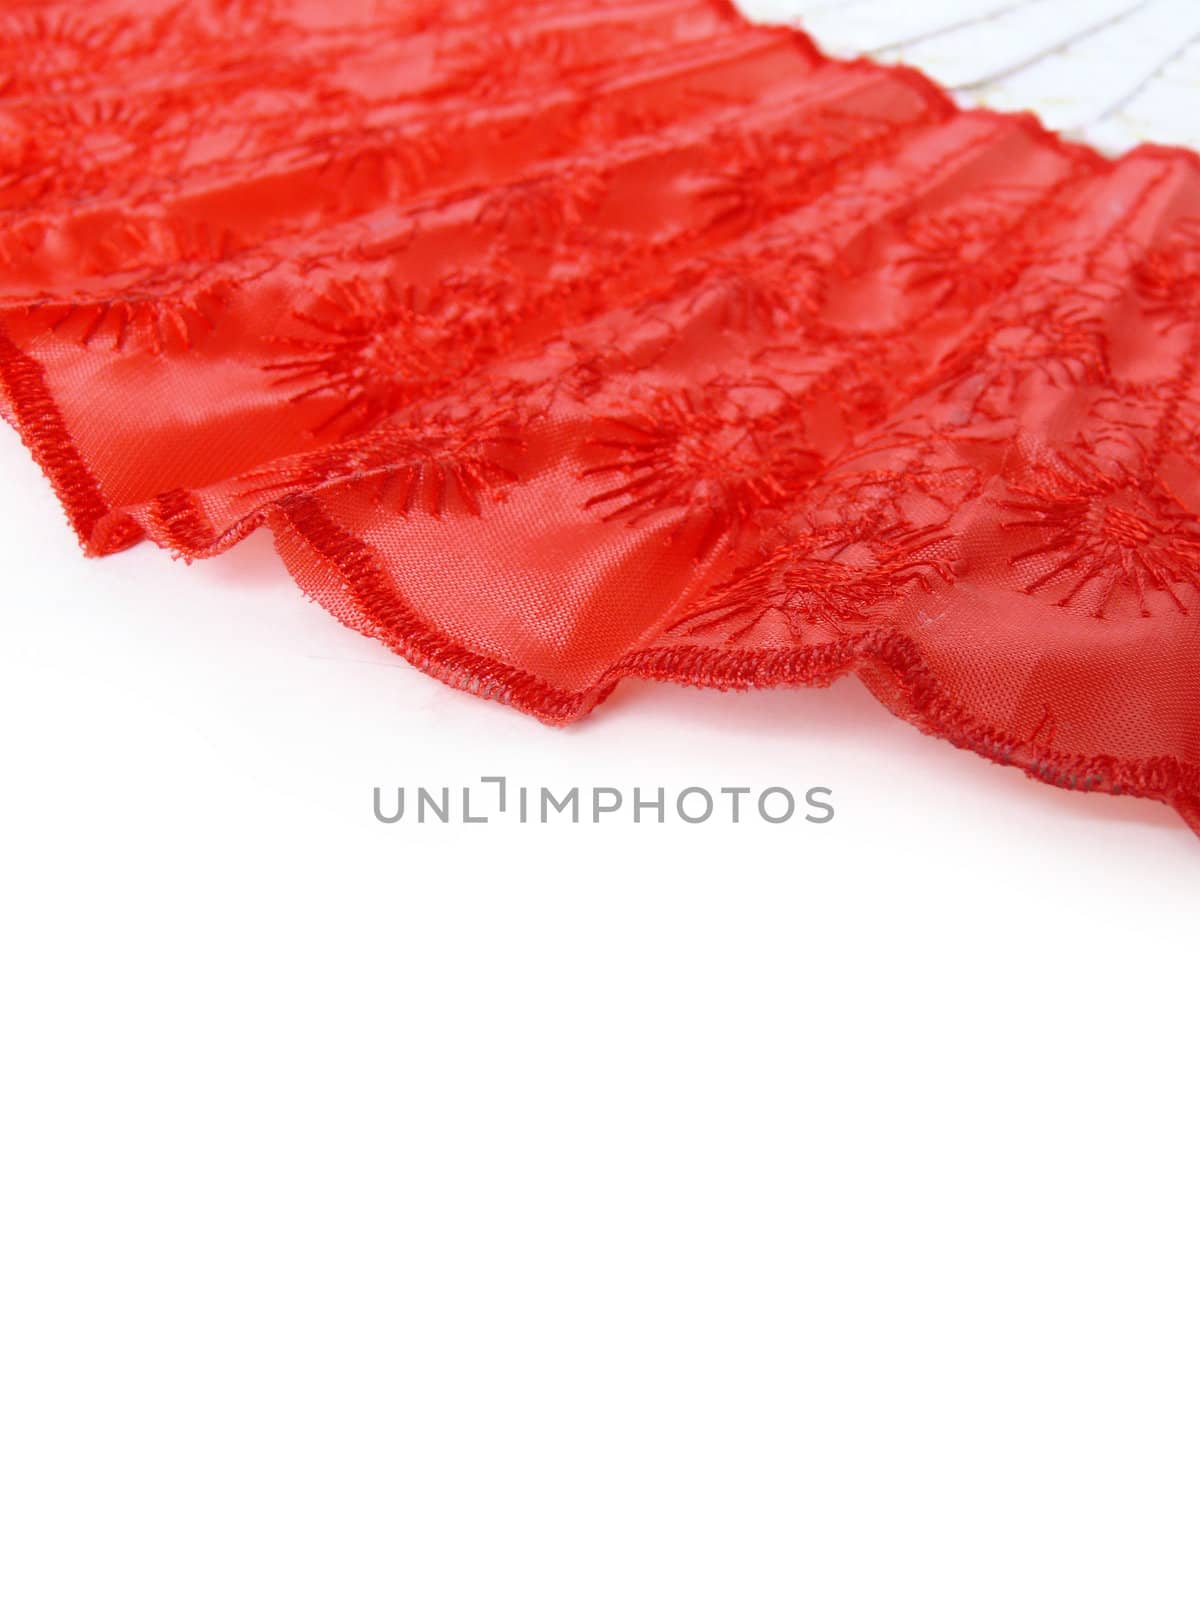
[2,338,1196,833]
[3,0,1199,835]
[0,332,113,548]
[273,491,1200,833]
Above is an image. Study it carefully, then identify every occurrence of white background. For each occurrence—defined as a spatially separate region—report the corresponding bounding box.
[747,0,1200,153]
[3,4,1200,1596]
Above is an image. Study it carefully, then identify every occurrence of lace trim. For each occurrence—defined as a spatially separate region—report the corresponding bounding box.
[273,489,1200,826]
[3,307,1197,829]
[3,0,1200,833]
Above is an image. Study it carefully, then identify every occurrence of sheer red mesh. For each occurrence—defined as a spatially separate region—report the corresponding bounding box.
[3,0,1200,828]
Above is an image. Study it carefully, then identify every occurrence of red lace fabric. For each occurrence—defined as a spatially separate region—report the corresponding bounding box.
[3,0,1200,828]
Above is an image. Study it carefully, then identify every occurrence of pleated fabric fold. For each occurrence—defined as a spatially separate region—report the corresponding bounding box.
[2,0,1200,826]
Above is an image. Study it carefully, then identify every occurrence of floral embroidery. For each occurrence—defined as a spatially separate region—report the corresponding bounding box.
[667,528,953,644]
[693,111,907,234]
[245,396,530,517]
[0,10,141,98]
[999,439,1200,617]
[578,382,820,548]
[896,183,1078,305]
[5,0,1200,833]
[267,279,447,433]
[1135,219,1200,329]
[266,271,537,434]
